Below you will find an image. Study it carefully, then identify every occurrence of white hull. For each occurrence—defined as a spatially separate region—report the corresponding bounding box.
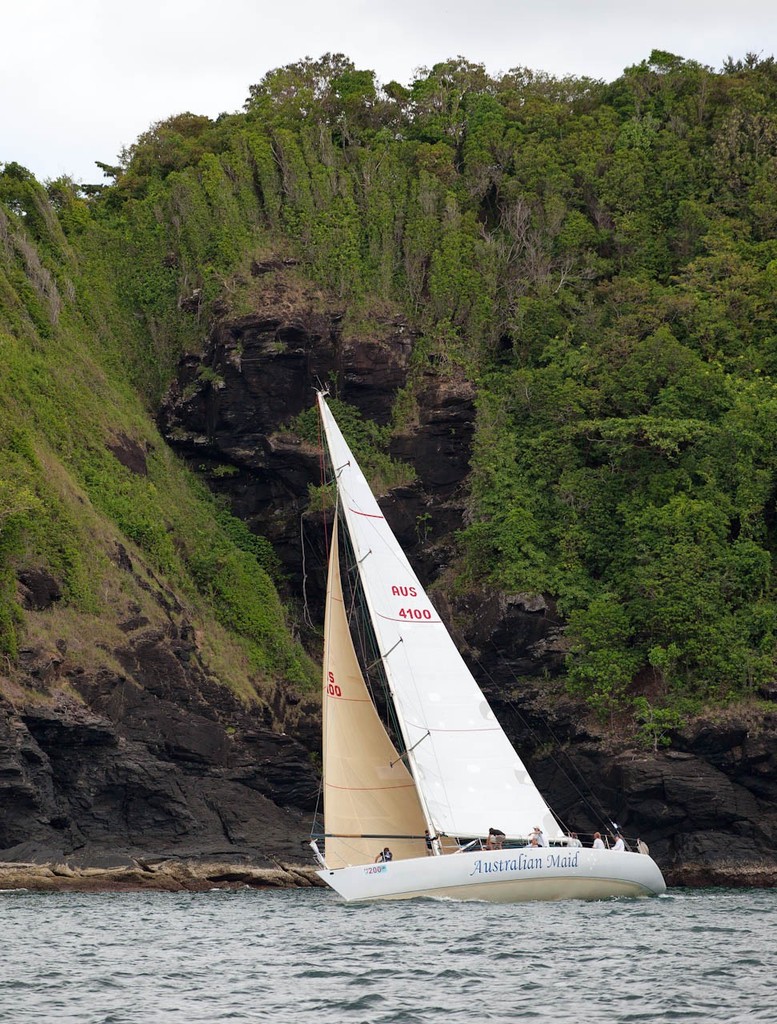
[318,847,666,903]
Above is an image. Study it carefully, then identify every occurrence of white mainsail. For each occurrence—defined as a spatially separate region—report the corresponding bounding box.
[318,394,561,841]
[322,518,429,867]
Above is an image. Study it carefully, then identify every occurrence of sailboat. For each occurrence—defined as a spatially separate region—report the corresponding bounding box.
[313,392,666,902]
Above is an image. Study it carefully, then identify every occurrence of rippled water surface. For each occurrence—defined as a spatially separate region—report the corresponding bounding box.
[1,887,774,1023]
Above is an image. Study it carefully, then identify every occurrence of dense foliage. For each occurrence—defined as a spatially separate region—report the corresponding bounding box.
[3,49,777,729]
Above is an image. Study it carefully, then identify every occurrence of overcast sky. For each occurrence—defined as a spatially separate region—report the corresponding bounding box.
[2,0,775,184]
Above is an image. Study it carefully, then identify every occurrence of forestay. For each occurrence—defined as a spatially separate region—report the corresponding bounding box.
[318,395,561,841]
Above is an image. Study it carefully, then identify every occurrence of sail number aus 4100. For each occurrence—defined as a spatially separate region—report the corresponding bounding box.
[398,607,432,620]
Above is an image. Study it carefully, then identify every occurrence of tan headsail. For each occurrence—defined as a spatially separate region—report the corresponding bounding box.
[322,519,429,868]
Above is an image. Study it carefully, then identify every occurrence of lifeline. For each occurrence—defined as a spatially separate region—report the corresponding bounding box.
[469,851,580,875]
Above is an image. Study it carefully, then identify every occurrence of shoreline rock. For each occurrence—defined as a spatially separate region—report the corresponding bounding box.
[664,862,777,889]
[0,859,325,893]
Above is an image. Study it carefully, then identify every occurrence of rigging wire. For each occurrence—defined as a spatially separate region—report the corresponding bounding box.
[316,391,330,557]
[309,390,332,842]
[302,387,333,634]
[299,514,315,632]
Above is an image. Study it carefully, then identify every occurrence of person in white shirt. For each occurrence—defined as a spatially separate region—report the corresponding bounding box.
[612,834,625,852]
[531,826,547,847]
[592,831,605,850]
[567,832,582,847]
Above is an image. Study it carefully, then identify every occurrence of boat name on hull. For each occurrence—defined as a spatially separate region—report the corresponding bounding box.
[469,851,580,876]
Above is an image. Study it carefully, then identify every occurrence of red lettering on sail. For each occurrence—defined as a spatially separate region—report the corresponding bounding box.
[397,608,433,620]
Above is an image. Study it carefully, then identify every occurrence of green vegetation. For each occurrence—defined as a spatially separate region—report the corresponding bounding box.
[0,161,314,692]
[3,49,777,732]
[290,398,415,497]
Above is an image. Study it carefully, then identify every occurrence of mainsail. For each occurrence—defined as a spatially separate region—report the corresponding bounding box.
[322,518,429,867]
[318,394,561,841]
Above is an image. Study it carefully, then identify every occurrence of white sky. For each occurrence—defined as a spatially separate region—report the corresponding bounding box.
[1,0,774,184]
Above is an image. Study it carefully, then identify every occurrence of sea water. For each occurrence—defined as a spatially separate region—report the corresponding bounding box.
[0,887,774,1023]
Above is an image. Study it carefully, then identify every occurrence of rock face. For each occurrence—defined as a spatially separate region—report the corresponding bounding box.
[158,299,417,590]
[0,616,320,867]
[3,518,320,868]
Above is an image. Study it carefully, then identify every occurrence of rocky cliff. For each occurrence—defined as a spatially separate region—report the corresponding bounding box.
[4,263,776,886]
[1,551,319,867]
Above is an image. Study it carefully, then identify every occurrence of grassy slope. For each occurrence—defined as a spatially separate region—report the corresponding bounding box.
[0,172,317,707]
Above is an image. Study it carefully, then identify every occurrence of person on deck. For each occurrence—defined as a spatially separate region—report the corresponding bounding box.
[425,830,438,855]
[485,828,506,850]
[592,832,605,850]
[375,848,393,863]
[531,826,547,847]
[612,834,625,852]
[567,832,582,847]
